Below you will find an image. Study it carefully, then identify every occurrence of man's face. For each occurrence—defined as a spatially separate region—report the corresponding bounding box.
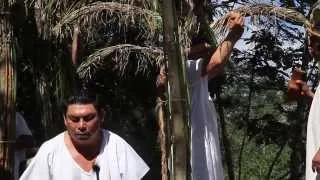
[64,103,103,146]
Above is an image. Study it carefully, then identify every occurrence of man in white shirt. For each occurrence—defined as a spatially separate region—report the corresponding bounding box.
[304,26,320,180]
[288,10,320,178]
[19,88,149,180]
[157,12,244,180]
[186,12,244,180]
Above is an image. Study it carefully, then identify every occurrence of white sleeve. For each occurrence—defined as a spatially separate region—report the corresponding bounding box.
[19,143,52,180]
[187,58,204,84]
[118,141,149,180]
[16,112,32,137]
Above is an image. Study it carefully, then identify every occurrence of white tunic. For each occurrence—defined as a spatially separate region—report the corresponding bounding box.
[19,129,149,180]
[306,86,320,180]
[187,59,224,180]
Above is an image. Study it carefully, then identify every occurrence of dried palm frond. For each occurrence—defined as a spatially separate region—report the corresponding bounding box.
[77,44,163,79]
[179,14,198,49]
[119,0,160,11]
[210,4,320,41]
[26,0,77,39]
[53,2,162,39]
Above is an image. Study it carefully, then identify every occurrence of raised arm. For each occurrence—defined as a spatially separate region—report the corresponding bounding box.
[204,12,244,79]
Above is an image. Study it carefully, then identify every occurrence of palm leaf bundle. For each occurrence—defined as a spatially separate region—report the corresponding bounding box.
[211,4,320,41]
[77,44,163,79]
[53,2,162,40]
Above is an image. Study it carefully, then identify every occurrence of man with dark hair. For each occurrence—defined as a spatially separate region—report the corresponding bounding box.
[285,7,320,177]
[20,88,149,180]
[304,25,320,179]
[186,12,243,180]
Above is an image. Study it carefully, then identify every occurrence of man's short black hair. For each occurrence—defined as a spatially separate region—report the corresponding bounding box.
[62,86,105,116]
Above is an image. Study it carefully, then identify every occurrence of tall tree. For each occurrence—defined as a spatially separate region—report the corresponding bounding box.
[0,0,16,179]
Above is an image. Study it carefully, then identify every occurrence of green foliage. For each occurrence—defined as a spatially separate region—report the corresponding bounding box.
[9,0,320,179]
[227,124,292,180]
[217,23,318,179]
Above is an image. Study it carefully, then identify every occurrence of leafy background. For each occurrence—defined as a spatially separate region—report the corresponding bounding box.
[1,0,319,179]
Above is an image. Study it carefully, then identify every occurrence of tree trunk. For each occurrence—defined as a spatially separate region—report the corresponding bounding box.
[216,91,235,180]
[161,0,191,179]
[156,97,169,180]
[0,0,16,179]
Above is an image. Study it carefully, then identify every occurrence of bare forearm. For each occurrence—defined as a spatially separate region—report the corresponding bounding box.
[204,12,244,78]
[206,33,239,78]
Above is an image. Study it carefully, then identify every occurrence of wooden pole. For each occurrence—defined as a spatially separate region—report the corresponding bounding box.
[161,0,191,179]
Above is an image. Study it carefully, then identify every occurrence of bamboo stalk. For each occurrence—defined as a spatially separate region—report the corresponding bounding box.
[161,0,191,179]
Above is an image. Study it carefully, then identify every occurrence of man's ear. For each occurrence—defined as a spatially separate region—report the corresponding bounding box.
[100,109,106,122]
[63,115,67,126]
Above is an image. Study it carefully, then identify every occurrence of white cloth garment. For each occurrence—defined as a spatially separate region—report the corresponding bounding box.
[15,112,32,180]
[19,129,149,180]
[187,59,224,180]
[306,85,320,180]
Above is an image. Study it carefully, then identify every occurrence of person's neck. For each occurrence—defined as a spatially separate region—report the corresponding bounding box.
[71,131,102,160]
